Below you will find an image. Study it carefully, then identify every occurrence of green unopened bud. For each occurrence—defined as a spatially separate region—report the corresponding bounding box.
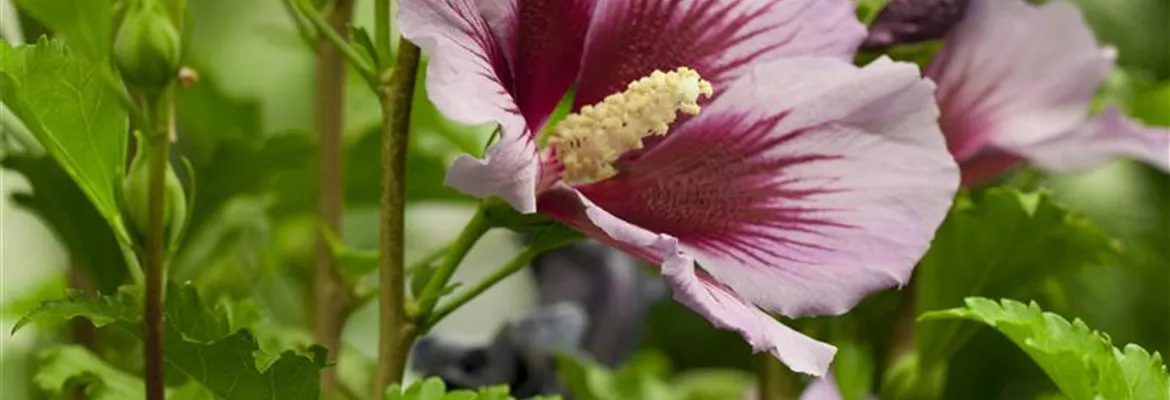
[114,1,181,89]
[122,145,188,247]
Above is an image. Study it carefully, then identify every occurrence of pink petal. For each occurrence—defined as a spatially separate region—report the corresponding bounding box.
[576,57,959,317]
[400,0,538,212]
[573,0,864,109]
[480,0,596,128]
[538,187,836,376]
[797,376,843,400]
[795,375,877,400]
[927,0,1113,162]
[1007,107,1170,173]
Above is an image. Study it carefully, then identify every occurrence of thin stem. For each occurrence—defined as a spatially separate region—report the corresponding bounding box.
[373,39,422,394]
[374,0,391,70]
[0,103,42,154]
[68,262,96,400]
[408,244,450,274]
[425,236,583,329]
[295,0,377,85]
[280,0,317,45]
[143,87,174,400]
[756,353,787,400]
[413,203,491,320]
[312,0,355,396]
[119,243,145,284]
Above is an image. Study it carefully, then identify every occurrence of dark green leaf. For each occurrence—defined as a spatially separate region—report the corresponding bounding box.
[1,154,130,292]
[14,0,114,61]
[188,133,313,230]
[14,282,326,399]
[0,38,129,239]
[175,70,264,161]
[916,189,1118,368]
[921,298,1169,400]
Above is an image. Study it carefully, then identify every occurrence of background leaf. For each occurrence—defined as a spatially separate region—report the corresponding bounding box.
[921,298,1169,400]
[13,0,114,61]
[382,377,559,400]
[0,38,129,238]
[34,345,142,400]
[915,189,1118,369]
[1,154,130,292]
[13,283,326,399]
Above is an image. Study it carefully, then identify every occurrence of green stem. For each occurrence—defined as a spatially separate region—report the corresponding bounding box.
[280,0,317,45]
[311,0,355,396]
[756,353,787,400]
[408,244,450,274]
[0,103,42,153]
[424,236,583,329]
[374,0,391,70]
[142,87,174,400]
[294,0,376,85]
[413,203,491,319]
[373,38,421,394]
[119,243,145,284]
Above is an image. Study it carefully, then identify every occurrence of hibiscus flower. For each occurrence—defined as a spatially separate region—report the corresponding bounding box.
[926,0,1170,185]
[401,0,959,375]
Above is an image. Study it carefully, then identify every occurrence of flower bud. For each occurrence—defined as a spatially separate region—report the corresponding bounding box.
[122,145,188,247]
[113,1,182,89]
[863,0,970,49]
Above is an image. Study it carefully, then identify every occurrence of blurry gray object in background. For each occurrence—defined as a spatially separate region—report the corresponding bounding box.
[410,240,668,396]
[863,0,970,49]
[531,240,667,366]
[412,303,587,396]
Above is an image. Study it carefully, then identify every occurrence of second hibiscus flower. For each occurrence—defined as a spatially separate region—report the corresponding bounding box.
[401,0,959,376]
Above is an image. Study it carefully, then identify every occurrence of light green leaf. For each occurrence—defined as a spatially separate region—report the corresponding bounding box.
[35,345,142,400]
[0,38,129,239]
[670,370,752,400]
[14,282,326,399]
[921,298,1170,400]
[916,189,1118,369]
[14,0,114,60]
[556,352,675,400]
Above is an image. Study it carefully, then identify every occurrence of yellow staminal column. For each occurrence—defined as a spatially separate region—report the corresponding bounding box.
[550,67,714,183]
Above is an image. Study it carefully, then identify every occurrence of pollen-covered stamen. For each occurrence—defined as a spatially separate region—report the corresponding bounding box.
[550,67,714,183]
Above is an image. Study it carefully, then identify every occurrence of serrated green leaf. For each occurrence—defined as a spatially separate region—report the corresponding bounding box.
[13,0,114,61]
[14,282,326,399]
[916,189,1118,369]
[35,345,142,400]
[0,38,129,240]
[921,297,1170,400]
